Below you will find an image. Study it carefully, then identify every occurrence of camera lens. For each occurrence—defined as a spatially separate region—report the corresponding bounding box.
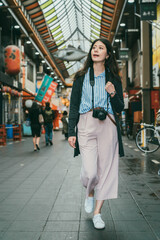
[98,112,106,120]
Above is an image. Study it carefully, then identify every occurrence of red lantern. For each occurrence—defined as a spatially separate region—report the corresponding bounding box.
[8,87,12,94]
[14,90,18,96]
[11,89,15,95]
[2,86,7,92]
[4,45,20,75]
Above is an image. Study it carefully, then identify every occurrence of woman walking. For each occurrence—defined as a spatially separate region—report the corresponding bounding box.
[29,101,41,151]
[68,38,124,229]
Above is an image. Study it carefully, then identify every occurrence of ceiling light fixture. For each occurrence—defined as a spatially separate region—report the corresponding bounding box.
[115,39,120,42]
[128,0,134,3]
[120,23,126,27]
[14,25,20,29]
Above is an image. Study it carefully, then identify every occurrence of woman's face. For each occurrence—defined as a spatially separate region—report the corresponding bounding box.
[91,41,108,63]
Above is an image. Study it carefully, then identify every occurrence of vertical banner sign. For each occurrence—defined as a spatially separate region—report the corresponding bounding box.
[42,81,58,103]
[140,0,157,21]
[35,74,57,102]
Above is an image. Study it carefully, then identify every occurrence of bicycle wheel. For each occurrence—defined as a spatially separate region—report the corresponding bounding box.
[136,127,160,153]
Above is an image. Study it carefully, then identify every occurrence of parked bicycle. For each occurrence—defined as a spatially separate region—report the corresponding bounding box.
[136,123,160,153]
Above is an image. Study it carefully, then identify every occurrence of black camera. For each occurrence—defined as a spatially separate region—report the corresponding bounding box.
[92,107,107,121]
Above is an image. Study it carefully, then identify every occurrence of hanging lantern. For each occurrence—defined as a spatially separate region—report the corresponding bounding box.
[11,89,15,95]
[25,100,33,108]
[4,45,20,75]
[2,86,7,92]
[6,87,11,93]
[14,90,18,96]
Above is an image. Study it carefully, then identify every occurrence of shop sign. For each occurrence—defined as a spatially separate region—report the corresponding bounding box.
[42,81,58,103]
[153,63,159,88]
[151,90,159,109]
[13,79,18,88]
[119,48,129,60]
[140,0,157,20]
[35,74,57,102]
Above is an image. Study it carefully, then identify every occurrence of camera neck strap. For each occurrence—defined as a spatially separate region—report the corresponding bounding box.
[89,67,109,111]
[89,67,95,110]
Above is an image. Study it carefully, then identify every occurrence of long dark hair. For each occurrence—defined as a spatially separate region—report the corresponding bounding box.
[30,101,39,113]
[74,38,120,80]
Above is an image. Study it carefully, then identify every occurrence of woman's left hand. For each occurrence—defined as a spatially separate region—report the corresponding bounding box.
[105,81,115,95]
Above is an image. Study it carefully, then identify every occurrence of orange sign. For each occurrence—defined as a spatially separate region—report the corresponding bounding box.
[42,81,58,103]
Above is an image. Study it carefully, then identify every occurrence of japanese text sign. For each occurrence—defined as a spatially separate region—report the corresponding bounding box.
[42,81,58,103]
[35,75,57,102]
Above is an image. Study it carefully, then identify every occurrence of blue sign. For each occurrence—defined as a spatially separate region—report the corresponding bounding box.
[35,74,53,102]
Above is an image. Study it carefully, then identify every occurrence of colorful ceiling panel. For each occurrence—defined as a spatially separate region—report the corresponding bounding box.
[4,0,124,84]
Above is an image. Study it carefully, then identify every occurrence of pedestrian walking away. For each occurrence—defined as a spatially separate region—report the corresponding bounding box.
[68,38,124,230]
[61,110,68,140]
[29,101,42,151]
[43,102,55,146]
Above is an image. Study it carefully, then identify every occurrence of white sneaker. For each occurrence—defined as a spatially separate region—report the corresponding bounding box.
[84,197,94,213]
[93,214,105,229]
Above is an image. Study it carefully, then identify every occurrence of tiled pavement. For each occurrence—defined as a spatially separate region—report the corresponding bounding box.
[0,131,160,240]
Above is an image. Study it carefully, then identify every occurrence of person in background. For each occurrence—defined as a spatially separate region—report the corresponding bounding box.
[43,102,55,146]
[68,38,124,229]
[61,111,68,140]
[29,101,41,151]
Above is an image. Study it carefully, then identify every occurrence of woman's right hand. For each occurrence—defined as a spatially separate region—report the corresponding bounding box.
[68,136,76,148]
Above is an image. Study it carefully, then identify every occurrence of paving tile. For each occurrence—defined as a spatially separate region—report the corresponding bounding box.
[136,199,160,206]
[114,220,151,232]
[0,221,12,231]
[52,204,81,212]
[139,204,160,213]
[79,231,117,240]
[7,220,45,232]
[116,231,157,240]
[0,192,9,201]
[117,191,133,199]
[0,204,22,221]
[1,194,31,205]
[15,205,51,221]
[147,220,160,232]
[44,221,79,232]
[110,206,144,221]
[109,198,135,205]
[130,190,160,200]
[49,211,80,221]
[0,231,40,240]
[144,212,160,221]
[39,231,78,240]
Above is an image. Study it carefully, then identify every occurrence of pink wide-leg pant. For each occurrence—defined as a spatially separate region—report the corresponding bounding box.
[78,111,119,200]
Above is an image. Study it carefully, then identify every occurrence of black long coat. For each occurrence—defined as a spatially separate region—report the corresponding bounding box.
[68,71,125,157]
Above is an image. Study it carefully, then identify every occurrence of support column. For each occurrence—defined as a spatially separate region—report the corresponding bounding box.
[141,21,152,123]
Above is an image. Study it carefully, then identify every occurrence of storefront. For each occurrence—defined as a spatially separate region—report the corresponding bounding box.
[0,71,22,125]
